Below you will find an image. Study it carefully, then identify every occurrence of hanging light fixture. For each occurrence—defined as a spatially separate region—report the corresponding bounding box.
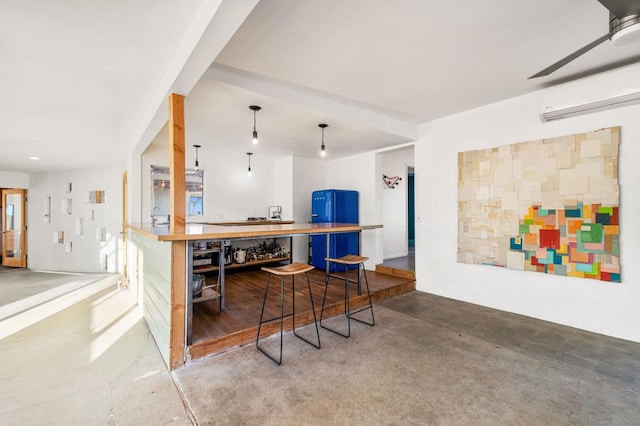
[193,144,201,170]
[318,123,328,157]
[247,152,253,176]
[249,105,261,144]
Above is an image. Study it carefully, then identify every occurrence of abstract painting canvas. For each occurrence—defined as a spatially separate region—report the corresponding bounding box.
[457,127,620,282]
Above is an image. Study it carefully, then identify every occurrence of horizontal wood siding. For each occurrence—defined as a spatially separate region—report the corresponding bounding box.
[130,231,172,366]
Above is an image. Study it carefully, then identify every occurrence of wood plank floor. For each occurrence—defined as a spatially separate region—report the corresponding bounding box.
[188,266,415,360]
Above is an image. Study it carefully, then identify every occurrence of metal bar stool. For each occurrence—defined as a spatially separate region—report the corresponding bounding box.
[256,262,321,365]
[320,255,375,338]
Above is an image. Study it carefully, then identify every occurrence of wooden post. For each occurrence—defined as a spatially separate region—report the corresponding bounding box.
[169,93,186,233]
[168,93,186,368]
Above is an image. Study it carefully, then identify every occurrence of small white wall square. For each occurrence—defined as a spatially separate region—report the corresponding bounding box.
[75,217,83,236]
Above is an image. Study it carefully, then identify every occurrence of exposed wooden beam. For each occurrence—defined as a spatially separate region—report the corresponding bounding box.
[169,93,186,232]
[168,93,186,368]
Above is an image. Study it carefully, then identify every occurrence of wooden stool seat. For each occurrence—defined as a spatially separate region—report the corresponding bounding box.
[262,262,315,276]
[325,255,369,265]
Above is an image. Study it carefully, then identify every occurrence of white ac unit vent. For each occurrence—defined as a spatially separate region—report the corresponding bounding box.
[538,62,640,122]
[540,90,640,122]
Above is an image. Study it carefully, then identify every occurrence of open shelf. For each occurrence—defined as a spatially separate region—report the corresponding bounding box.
[193,256,291,273]
[193,248,220,255]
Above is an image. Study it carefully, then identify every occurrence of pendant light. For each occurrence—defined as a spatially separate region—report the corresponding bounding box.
[193,144,201,170]
[249,105,261,144]
[247,152,253,176]
[318,123,328,157]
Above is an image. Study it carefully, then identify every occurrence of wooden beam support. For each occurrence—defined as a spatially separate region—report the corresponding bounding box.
[170,240,187,368]
[168,93,187,368]
[169,93,186,233]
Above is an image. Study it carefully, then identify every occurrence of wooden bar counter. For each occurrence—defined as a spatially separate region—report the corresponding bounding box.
[127,221,382,367]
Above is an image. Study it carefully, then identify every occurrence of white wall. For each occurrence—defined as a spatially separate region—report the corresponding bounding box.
[327,152,384,269]
[28,167,123,273]
[291,156,327,262]
[380,147,414,259]
[0,171,29,189]
[141,143,278,222]
[416,67,640,342]
[274,156,294,220]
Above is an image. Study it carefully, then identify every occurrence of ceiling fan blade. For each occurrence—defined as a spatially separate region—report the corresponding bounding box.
[597,0,640,19]
[528,34,609,79]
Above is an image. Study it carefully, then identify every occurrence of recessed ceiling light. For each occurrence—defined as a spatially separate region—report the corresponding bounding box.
[29,156,40,160]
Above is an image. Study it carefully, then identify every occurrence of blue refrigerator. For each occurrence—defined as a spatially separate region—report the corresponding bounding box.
[311,189,359,271]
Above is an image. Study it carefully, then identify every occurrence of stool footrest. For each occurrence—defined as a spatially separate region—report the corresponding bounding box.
[327,273,359,284]
[259,312,295,324]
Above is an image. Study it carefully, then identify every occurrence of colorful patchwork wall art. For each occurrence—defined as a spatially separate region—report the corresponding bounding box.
[457,127,620,282]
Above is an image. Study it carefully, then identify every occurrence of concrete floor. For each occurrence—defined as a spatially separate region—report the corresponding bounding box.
[174,292,640,424]
[0,281,192,425]
[1,271,639,425]
[0,270,121,340]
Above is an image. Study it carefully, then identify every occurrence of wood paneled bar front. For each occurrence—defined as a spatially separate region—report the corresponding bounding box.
[128,222,381,368]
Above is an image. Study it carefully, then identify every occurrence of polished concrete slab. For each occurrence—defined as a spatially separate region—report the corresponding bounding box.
[2,281,640,425]
[0,284,192,425]
[0,270,121,340]
[174,291,640,425]
[0,269,111,307]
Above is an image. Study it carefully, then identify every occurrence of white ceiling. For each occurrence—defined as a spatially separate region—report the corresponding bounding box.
[2,0,640,173]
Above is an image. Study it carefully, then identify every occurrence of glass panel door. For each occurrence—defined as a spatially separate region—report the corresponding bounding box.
[2,189,27,268]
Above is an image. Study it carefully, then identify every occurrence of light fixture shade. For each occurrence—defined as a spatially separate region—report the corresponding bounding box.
[318,123,328,157]
[193,144,201,170]
[250,105,261,144]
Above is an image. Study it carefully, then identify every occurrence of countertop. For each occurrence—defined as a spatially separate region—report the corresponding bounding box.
[194,220,295,226]
[128,222,381,242]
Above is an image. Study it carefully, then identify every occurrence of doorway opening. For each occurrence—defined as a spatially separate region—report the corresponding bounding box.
[407,166,415,251]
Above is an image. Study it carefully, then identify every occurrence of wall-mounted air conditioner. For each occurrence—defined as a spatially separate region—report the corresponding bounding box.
[538,62,640,122]
[540,90,640,122]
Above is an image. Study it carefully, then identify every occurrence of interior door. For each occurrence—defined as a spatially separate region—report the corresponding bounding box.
[2,189,27,268]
